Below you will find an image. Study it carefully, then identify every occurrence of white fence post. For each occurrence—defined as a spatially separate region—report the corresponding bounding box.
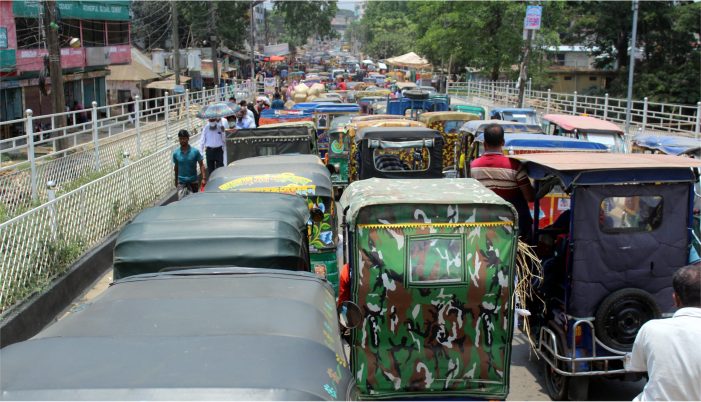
[135,95,142,156]
[467,80,471,98]
[642,97,648,132]
[47,180,57,240]
[573,91,578,115]
[604,93,609,120]
[186,89,191,133]
[92,101,100,170]
[25,109,37,201]
[695,102,700,141]
[546,89,551,114]
[165,91,170,143]
[527,77,532,99]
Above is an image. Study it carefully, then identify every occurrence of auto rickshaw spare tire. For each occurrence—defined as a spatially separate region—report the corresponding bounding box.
[594,288,660,352]
[404,90,429,100]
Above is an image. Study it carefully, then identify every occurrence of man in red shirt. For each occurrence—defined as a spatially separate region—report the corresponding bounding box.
[337,77,347,91]
[470,124,535,240]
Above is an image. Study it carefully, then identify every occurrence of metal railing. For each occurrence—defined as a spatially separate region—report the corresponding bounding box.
[446,80,701,137]
[0,129,202,314]
[0,85,240,220]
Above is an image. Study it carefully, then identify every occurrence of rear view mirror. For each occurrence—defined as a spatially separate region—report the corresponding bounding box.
[310,207,324,223]
[338,301,363,329]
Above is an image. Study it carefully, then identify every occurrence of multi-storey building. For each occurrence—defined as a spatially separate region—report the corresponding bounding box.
[0,0,131,136]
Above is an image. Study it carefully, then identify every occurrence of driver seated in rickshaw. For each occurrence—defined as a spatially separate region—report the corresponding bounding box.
[374,153,409,171]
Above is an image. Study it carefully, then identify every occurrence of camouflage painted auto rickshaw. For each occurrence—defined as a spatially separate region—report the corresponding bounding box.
[347,118,426,182]
[338,178,519,399]
[113,192,311,279]
[225,122,318,163]
[418,111,481,176]
[354,127,444,180]
[205,154,341,293]
[518,152,701,400]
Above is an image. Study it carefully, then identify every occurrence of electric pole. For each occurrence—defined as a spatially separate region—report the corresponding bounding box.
[517,29,533,108]
[172,1,180,85]
[250,1,255,81]
[624,0,639,136]
[209,1,219,91]
[44,0,68,149]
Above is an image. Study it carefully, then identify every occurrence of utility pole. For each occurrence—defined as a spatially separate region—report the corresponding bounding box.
[172,1,180,85]
[624,0,639,136]
[44,0,68,149]
[209,1,219,91]
[250,1,255,81]
[517,29,533,108]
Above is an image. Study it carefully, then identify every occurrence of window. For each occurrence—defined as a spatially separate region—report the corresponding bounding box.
[599,196,663,233]
[443,120,464,134]
[59,19,81,47]
[373,147,430,172]
[408,236,464,285]
[107,21,129,45]
[15,18,42,49]
[589,76,597,81]
[555,53,565,65]
[82,20,106,46]
[564,76,573,81]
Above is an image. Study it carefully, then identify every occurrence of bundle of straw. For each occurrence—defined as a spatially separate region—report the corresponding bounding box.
[513,240,544,351]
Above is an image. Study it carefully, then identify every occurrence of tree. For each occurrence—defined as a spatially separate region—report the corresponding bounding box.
[272,1,338,48]
[355,1,416,60]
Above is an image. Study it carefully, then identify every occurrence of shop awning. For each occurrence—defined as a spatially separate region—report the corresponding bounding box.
[386,52,431,69]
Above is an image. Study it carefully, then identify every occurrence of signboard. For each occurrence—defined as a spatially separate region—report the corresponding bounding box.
[263,77,276,94]
[0,28,7,49]
[263,43,290,57]
[13,0,131,21]
[524,5,542,30]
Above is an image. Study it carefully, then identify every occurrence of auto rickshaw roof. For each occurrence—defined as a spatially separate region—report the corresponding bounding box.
[476,133,609,151]
[339,178,516,226]
[114,192,309,275]
[516,152,701,188]
[355,126,440,142]
[314,103,360,113]
[395,81,417,89]
[206,154,333,198]
[418,111,482,124]
[543,114,623,133]
[259,109,313,119]
[0,268,349,401]
[256,120,315,130]
[491,107,536,113]
[351,114,410,123]
[227,124,314,140]
[460,119,544,134]
[633,134,701,156]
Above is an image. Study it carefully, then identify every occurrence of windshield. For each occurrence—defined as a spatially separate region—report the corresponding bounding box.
[443,120,465,134]
[586,133,625,152]
[501,111,539,125]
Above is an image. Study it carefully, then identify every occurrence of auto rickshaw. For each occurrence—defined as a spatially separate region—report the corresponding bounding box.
[518,152,701,400]
[418,111,481,176]
[450,103,488,119]
[225,122,317,163]
[490,107,540,125]
[387,95,449,119]
[113,192,311,279]
[543,114,626,153]
[346,118,426,182]
[205,155,341,292]
[0,267,357,400]
[354,127,444,180]
[357,96,389,114]
[632,134,701,158]
[293,102,360,159]
[338,178,519,399]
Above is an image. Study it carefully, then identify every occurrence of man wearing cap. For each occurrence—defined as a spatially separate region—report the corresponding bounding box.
[173,129,206,199]
[199,116,228,175]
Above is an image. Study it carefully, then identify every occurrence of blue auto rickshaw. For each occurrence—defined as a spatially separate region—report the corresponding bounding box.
[490,107,540,125]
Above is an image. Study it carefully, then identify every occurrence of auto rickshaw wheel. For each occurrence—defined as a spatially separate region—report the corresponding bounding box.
[594,288,660,352]
[543,358,569,401]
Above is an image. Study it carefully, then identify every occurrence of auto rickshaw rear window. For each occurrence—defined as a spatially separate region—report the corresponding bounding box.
[599,196,663,233]
[408,235,465,285]
[373,148,430,172]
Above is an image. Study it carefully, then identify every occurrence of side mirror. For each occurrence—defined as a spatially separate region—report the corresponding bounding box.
[338,301,363,329]
[326,163,337,175]
[310,207,324,223]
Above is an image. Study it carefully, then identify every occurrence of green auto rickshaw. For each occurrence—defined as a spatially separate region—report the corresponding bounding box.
[338,178,519,400]
[205,154,341,293]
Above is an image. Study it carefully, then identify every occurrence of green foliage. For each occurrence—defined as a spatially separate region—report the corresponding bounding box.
[177,1,249,50]
[273,1,339,47]
[359,1,416,59]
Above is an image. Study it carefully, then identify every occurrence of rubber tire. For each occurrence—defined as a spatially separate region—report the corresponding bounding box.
[404,90,429,100]
[567,377,590,400]
[543,358,569,401]
[594,288,661,352]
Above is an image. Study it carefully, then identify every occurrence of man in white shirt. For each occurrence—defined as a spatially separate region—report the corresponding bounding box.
[627,264,701,401]
[234,107,256,129]
[199,117,228,175]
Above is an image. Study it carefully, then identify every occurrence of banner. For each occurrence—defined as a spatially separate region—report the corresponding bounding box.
[13,0,131,21]
[264,77,276,94]
[524,5,542,30]
[263,43,290,57]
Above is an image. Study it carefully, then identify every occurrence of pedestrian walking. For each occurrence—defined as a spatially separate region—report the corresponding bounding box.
[627,264,701,401]
[271,92,285,110]
[199,117,227,175]
[234,106,256,129]
[173,129,206,200]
